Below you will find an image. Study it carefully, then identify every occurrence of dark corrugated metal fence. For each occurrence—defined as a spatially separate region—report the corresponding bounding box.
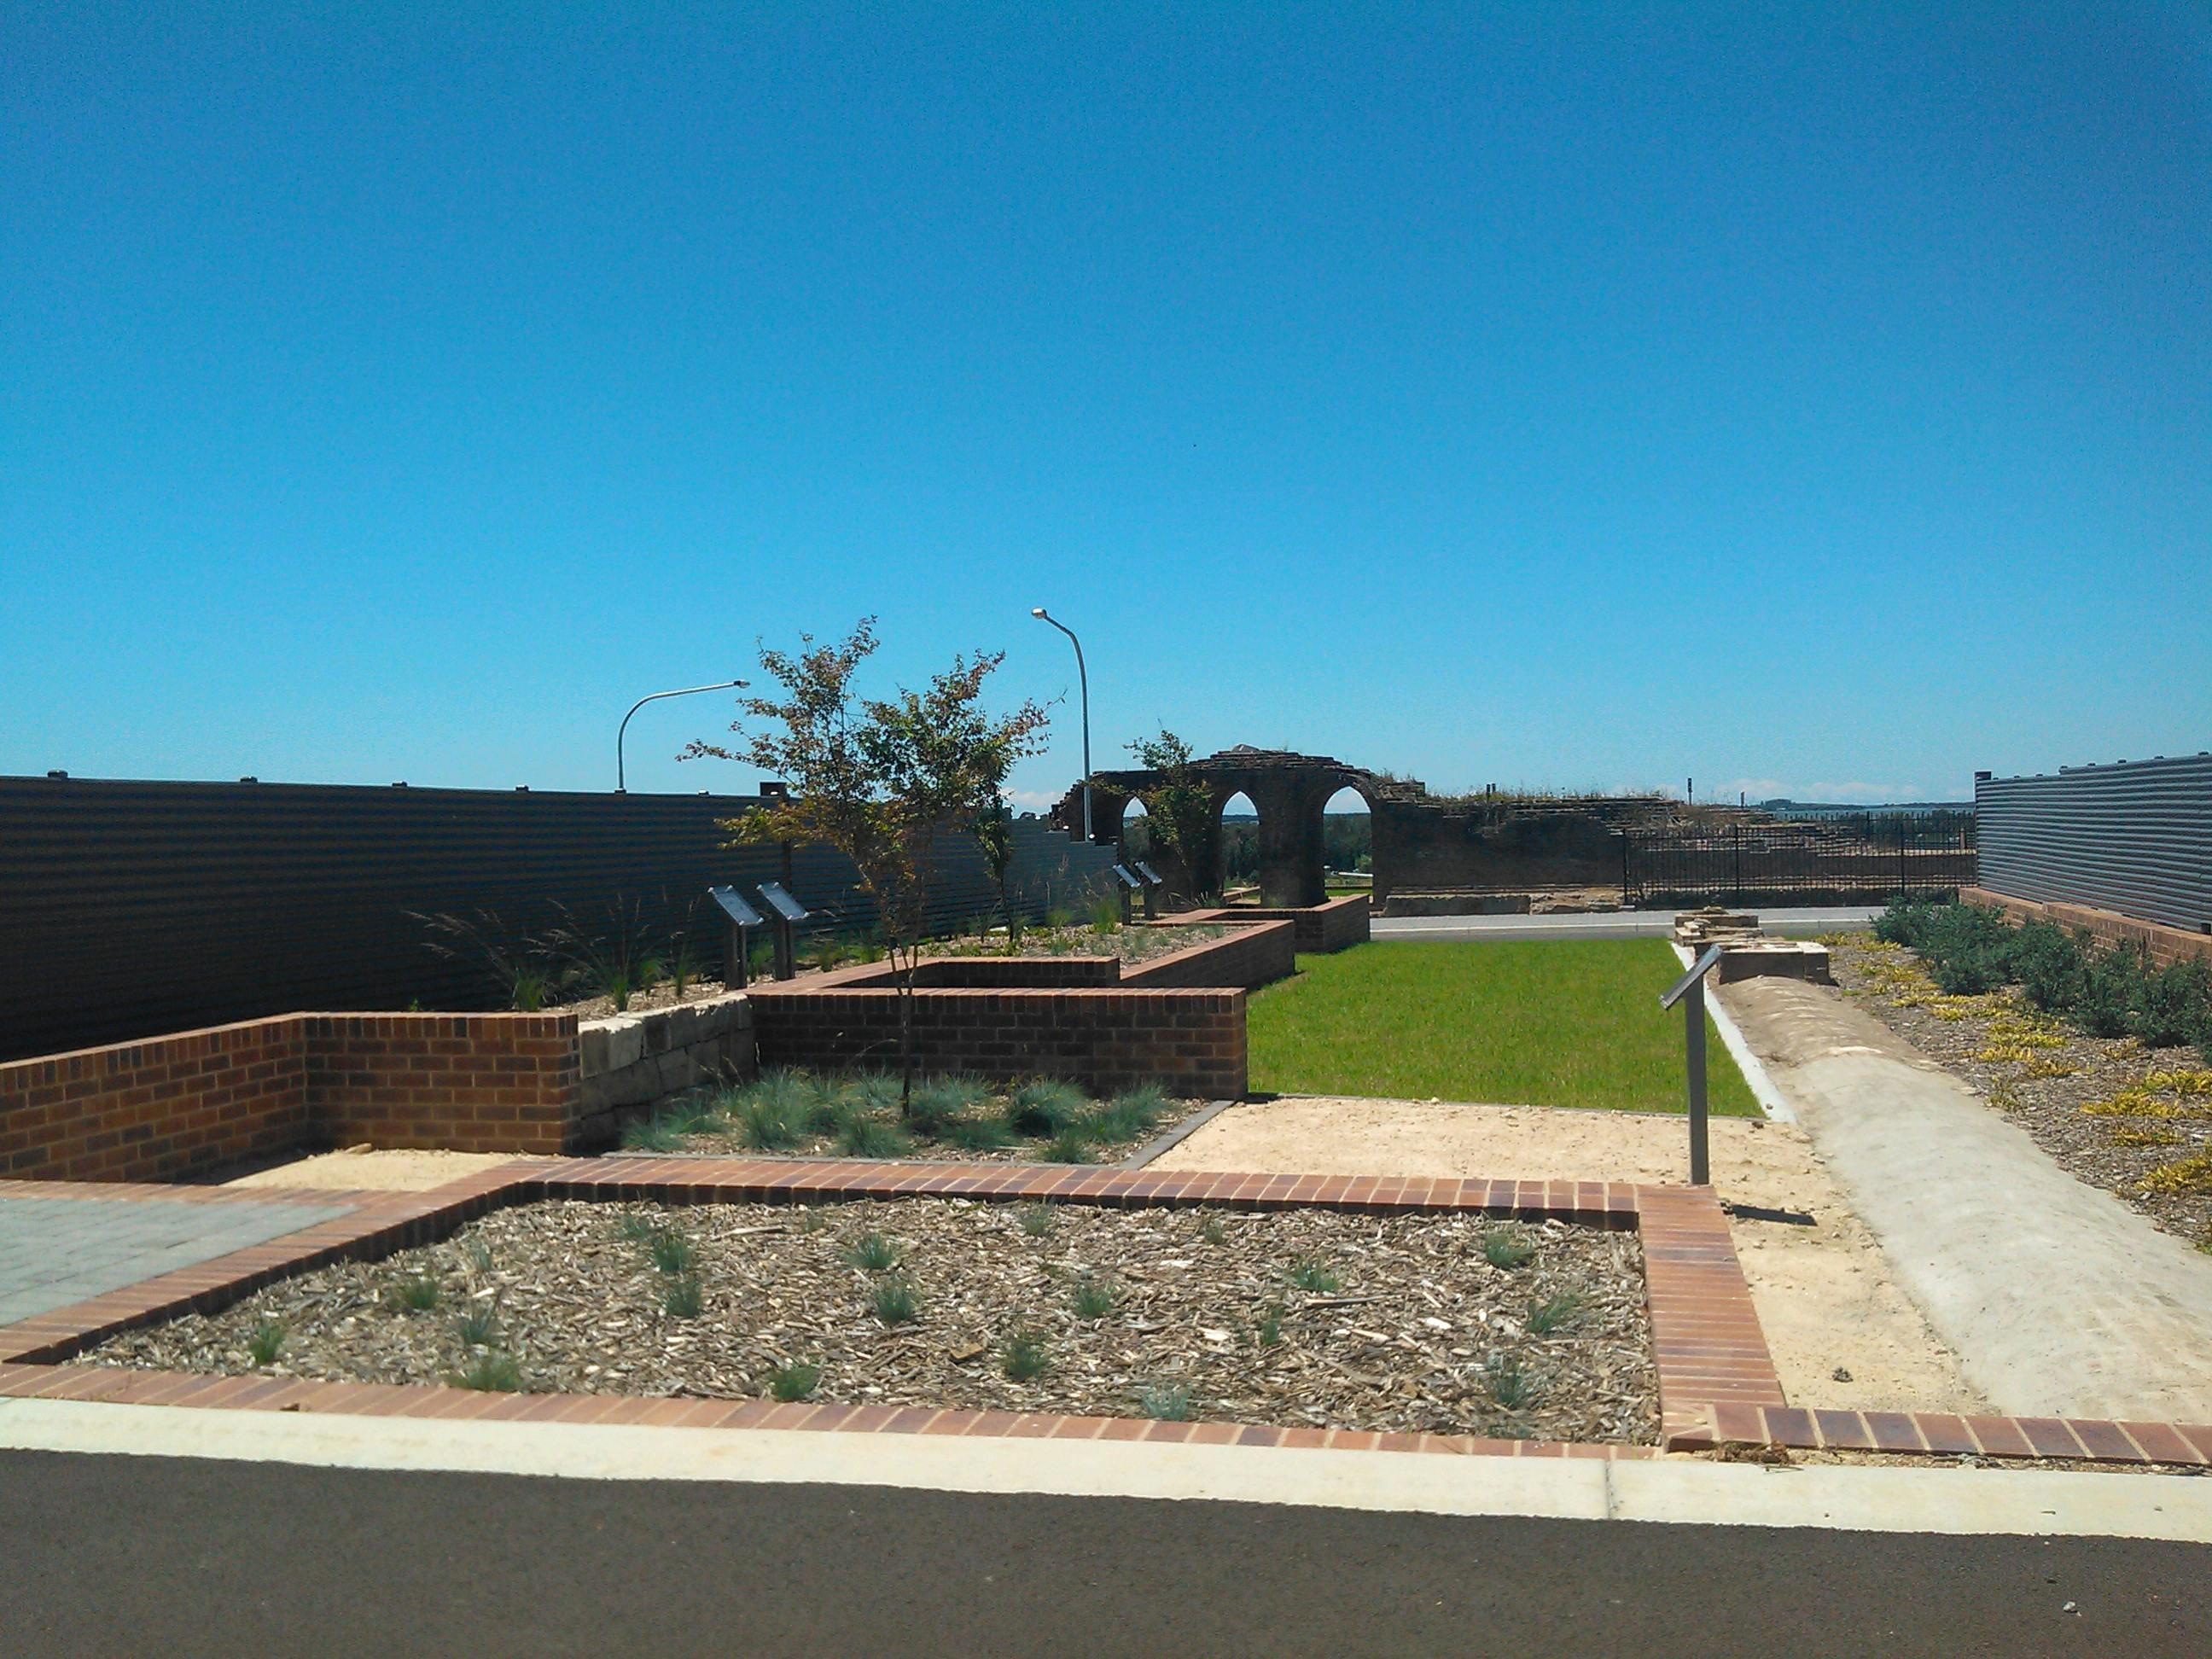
[0,776,1116,1061]
[1976,756,2212,933]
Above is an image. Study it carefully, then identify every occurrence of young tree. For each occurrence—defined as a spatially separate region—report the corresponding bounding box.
[1123,729,1220,905]
[685,618,1049,1109]
[972,800,1022,952]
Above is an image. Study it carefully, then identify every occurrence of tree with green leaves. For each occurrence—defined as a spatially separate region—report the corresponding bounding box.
[685,618,1049,1109]
[1122,729,1220,905]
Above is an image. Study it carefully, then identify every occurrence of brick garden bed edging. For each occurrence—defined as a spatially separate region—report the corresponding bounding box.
[0,1159,1771,1459]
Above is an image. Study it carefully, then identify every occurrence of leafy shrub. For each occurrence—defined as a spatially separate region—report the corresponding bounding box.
[1872,895,1938,947]
[2008,921,2087,1012]
[2075,942,2148,1039]
[2133,960,2212,1050]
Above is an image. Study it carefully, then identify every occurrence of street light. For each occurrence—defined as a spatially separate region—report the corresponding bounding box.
[1032,607,1091,841]
[616,678,749,793]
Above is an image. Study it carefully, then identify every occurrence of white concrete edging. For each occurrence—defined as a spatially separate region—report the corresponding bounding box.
[5,1398,2212,1543]
[1669,941,1795,1123]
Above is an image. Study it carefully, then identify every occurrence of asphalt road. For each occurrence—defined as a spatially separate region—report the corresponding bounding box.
[3,1450,2207,1656]
[1372,905,1879,943]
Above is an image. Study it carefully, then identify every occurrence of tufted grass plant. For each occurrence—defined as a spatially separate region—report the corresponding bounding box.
[1284,1257,1340,1294]
[1002,1328,1052,1382]
[871,1278,921,1325]
[1481,1228,1536,1270]
[769,1360,822,1402]
[246,1318,287,1366]
[1009,1079,1088,1137]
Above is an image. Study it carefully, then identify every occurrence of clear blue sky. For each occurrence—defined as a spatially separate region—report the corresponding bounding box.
[6,5,2208,811]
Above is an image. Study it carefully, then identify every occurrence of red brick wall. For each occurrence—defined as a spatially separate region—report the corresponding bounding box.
[1178,897,1368,954]
[1,1010,584,1182]
[1124,920,1295,990]
[750,986,1246,1097]
[302,1013,580,1155]
[1963,887,2212,970]
[0,1018,309,1182]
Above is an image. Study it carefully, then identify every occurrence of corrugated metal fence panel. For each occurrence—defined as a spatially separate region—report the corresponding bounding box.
[1976,756,2212,933]
[0,777,1117,1061]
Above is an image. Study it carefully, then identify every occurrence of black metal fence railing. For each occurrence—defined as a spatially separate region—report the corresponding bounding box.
[1621,813,1976,907]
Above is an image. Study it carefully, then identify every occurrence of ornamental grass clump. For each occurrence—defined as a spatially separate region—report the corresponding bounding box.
[1008,1079,1086,1137]
[386,1272,443,1313]
[871,1278,921,1325]
[246,1318,287,1367]
[1070,1277,1116,1320]
[452,1351,523,1392]
[1002,1328,1052,1382]
[835,1110,914,1160]
[664,1275,705,1318]
[845,1231,904,1272]
[1014,1204,1057,1238]
[1527,1291,1586,1335]
[1481,1228,1536,1270]
[769,1360,822,1402]
[1037,1127,1094,1165]
[1284,1257,1341,1294]
[1138,1381,1195,1421]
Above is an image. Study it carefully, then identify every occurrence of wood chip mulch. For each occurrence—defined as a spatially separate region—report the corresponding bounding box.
[84,1199,1659,1443]
[1830,937,2212,1248]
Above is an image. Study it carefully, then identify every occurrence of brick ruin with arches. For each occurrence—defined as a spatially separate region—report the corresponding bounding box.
[1052,746,1682,912]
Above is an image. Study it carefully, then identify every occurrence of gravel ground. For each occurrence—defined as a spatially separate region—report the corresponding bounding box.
[85,1198,1659,1442]
[1830,936,2212,1248]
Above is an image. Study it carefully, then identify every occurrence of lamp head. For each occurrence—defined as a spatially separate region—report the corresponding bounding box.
[1030,607,1048,619]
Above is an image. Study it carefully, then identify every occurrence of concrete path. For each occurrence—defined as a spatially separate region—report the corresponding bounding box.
[6,1443,2210,1656]
[1373,905,1877,942]
[1720,978,2212,1421]
[0,1196,352,1326]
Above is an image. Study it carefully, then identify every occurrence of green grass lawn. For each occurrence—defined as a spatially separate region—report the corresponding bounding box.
[1247,939,1759,1115]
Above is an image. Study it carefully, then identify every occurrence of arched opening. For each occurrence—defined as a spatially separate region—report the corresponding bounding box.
[1118,796,1150,862]
[1320,784,1374,894]
[1218,790,1261,901]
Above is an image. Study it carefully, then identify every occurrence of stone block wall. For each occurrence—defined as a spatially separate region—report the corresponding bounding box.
[1962,887,2212,970]
[576,993,756,1144]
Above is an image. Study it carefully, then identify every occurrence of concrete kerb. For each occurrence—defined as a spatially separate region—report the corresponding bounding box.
[7,1396,2212,1543]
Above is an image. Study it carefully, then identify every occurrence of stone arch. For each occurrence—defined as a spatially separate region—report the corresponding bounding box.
[1216,790,1261,896]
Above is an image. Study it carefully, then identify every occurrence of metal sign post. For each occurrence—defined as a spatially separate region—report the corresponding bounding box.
[706,886,765,990]
[1132,861,1166,920]
[1109,864,1146,925]
[1659,944,1726,1186]
[755,881,810,981]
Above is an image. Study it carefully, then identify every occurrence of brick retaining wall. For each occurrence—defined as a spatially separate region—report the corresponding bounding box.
[0,1018,310,1183]
[1122,920,1295,990]
[1962,886,2212,969]
[749,985,1247,1097]
[2,1011,581,1181]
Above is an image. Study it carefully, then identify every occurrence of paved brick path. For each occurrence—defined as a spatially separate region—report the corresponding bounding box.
[0,1195,352,1326]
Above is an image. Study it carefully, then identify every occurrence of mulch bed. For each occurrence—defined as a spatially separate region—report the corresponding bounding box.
[1830,936,2212,1247]
[923,921,1226,965]
[650,1094,1218,1166]
[84,1198,1659,1442]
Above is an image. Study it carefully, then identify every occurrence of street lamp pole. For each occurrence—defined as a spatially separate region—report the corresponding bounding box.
[1031,608,1091,841]
[616,678,749,793]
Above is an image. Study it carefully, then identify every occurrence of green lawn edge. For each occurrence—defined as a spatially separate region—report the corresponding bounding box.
[1247,938,1761,1115]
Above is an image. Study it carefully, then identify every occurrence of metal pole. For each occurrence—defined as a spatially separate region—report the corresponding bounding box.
[1685,978,1710,1185]
[1032,608,1091,841]
[617,678,749,792]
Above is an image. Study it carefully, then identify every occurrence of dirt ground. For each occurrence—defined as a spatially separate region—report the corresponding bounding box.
[226,1148,521,1192]
[1155,1096,1983,1417]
